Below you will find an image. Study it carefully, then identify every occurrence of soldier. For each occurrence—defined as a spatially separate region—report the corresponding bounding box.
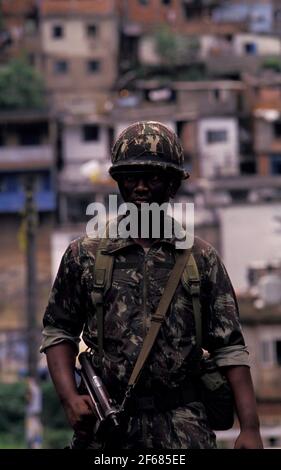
[41,121,263,449]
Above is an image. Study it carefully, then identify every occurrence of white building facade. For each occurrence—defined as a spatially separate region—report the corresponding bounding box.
[198,117,239,178]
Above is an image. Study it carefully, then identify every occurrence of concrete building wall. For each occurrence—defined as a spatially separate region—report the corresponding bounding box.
[254,119,273,154]
[243,325,281,400]
[198,118,239,178]
[218,203,281,291]
[200,35,233,59]
[44,54,118,91]
[254,118,281,168]
[63,124,109,163]
[41,17,119,92]
[180,121,197,155]
[177,88,240,116]
[42,18,91,57]
[42,17,118,57]
[233,34,281,55]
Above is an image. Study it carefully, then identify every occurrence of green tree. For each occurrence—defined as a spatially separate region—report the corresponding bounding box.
[154,26,199,67]
[262,57,281,73]
[0,58,45,110]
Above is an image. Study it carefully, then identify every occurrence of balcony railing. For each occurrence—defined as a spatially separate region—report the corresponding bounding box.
[0,146,53,169]
[0,190,56,213]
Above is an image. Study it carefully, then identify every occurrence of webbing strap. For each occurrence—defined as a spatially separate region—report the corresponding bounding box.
[128,248,192,387]
[185,254,202,347]
[91,232,202,375]
[92,236,114,365]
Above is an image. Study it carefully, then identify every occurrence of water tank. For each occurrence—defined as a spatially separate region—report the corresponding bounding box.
[258,273,281,305]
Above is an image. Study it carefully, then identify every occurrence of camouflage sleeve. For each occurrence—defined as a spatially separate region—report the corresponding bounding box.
[202,246,249,368]
[40,242,86,353]
[40,325,81,354]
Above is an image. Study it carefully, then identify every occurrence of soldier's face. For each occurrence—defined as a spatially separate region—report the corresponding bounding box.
[117,169,176,207]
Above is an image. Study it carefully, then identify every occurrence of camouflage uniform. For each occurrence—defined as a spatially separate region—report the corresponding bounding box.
[41,121,249,448]
[41,234,249,449]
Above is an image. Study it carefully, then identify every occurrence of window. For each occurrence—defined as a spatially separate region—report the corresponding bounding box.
[0,130,4,146]
[213,89,221,101]
[52,24,64,39]
[270,155,281,175]
[87,60,100,74]
[0,176,5,192]
[206,130,228,144]
[261,338,281,366]
[6,175,18,192]
[138,0,149,5]
[183,5,201,21]
[276,340,281,366]
[54,60,69,74]
[240,161,256,175]
[244,42,257,55]
[225,34,233,43]
[261,340,272,364]
[87,24,98,37]
[40,173,51,191]
[18,126,41,146]
[162,0,172,5]
[275,9,281,23]
[274,121,281,138]
[82,125,100,142]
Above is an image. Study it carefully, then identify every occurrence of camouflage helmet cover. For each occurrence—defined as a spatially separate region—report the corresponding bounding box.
[109,121,189,180]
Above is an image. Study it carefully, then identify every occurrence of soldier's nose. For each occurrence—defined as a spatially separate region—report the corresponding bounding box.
[135,178,149,192]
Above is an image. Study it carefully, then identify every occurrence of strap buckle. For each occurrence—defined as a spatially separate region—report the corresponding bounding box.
[151,312,164,323]
[91,291,103,305]
[188,279,200,296]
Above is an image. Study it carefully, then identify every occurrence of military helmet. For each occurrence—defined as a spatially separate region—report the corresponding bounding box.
[109,121,189,180]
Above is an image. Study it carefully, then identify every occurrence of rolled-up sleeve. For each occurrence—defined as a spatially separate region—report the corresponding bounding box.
[40,325,81,353]
[202,246,249,368]
[213,345,249,368]
[40,243,87,354]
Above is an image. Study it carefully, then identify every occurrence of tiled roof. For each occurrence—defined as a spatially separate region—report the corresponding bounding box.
[2,0,35,15]
[41,0,115,16]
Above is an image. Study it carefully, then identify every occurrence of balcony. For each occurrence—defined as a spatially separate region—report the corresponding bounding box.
[0,146,53,170]
[0,190,56,213]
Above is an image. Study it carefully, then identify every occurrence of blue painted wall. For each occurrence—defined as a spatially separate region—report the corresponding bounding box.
[0,172,56,213]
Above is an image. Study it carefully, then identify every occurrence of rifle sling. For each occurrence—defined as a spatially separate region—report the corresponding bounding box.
[128,248,192,387]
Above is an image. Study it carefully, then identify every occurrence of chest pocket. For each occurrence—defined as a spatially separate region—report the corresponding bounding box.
[91,240,202,364]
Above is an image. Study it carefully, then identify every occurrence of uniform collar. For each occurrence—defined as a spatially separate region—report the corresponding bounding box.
[101,215,186,254]
[102,234,180,254]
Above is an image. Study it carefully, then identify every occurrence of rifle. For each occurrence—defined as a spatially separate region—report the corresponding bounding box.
[77,351,121,443]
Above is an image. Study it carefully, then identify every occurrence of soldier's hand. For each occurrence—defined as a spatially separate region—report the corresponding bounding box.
[234,429,263,449]
[63,393,96,435]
